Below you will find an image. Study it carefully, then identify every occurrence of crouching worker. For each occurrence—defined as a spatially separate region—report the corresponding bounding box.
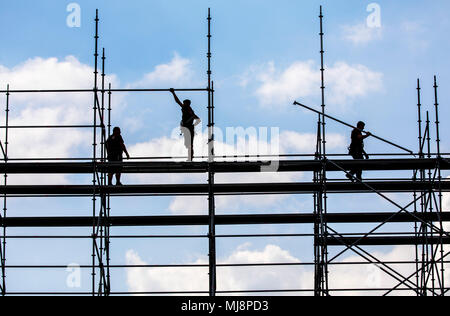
[347,121,371,182]
[106,127,130,186]
[169,88,202,162]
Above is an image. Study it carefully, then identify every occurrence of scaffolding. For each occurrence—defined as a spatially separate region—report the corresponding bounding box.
[0,7,449,296]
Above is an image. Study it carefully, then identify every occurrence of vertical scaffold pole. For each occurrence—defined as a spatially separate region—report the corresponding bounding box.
[1,84,9,296]
[98,46,109,296]
[106,82,112,294]
[92,8,99,296]
[423,111,432,295]
[417,79,423,158]
[98,47,105,296]
[319,6,326,157]
[108,83,112,137]
[433,75,445,295]
[207,7,216,297]
[313,114,321,295]
[315,5,329,296]
[414,78,423,293]
[433,76,441,158]
[101,48,106,182]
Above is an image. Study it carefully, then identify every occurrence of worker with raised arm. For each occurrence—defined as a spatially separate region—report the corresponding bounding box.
[347,121,372,181]
[170,88,202,162]
[106,127,130,186]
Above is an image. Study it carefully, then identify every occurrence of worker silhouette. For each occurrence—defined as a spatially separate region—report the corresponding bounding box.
[347,121,372,182]
[106,127,130,186]
[170,88,201,162]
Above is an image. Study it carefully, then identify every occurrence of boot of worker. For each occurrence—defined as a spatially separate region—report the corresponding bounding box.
[116,174,123,186]
[187,147,194,162]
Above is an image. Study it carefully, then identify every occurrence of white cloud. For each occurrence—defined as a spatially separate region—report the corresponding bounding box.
[0,56,120,184]
[280,131,346,153]
[244,60,318,104]
[242,60,383,108]
[128,53,196,88]
[126,242,450,296]
[0,56,105,89]
[341,23,382,45]
[326,62,383,104]
[126,243,312,295]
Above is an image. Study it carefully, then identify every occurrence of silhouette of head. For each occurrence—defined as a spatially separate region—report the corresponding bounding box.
[357,121,366,130]
[183,99,191,107]
[113,127,121,136]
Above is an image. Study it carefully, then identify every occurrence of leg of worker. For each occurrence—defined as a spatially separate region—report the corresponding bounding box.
[183,127,193,162]
[190,128,195,161]
[115,173,122,185]
[108,173,114,186]
[352,152,364,180]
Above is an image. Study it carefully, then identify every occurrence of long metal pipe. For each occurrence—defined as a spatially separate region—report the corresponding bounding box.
[3,212,450,227]
[1,84,9,296]
[91,8,100,296]
[206,7,216,297]
[0,88,208,93]
[294,101,414,154]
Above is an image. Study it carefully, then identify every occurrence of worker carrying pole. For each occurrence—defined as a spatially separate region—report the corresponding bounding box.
[293,101,415,181]
[293,101,414,155]
[348,121,371,181]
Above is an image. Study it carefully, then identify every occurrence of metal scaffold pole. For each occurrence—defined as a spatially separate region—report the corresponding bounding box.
[313,114,322,295]
[91,8,99,296]
[98,46,110,296]
[207,7,217,297]
[417,79,424,158]
[106,82,112,294]
[0,84,9,296]
[413,78,424,292]
[88,11,111,297]
[316,5,329,296]
[433,76,445,295]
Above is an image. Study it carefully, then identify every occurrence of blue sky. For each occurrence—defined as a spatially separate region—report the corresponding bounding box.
[0,0,449,295]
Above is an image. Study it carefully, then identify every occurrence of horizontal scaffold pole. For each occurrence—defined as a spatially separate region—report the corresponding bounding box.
[325,237,450,246]
[3,212,450,227]
[0,88,209,93]
[0,181,449,196]
[0,158,448,174]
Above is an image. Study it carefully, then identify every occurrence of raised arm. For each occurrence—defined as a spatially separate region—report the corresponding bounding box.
[170,88,183,107]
